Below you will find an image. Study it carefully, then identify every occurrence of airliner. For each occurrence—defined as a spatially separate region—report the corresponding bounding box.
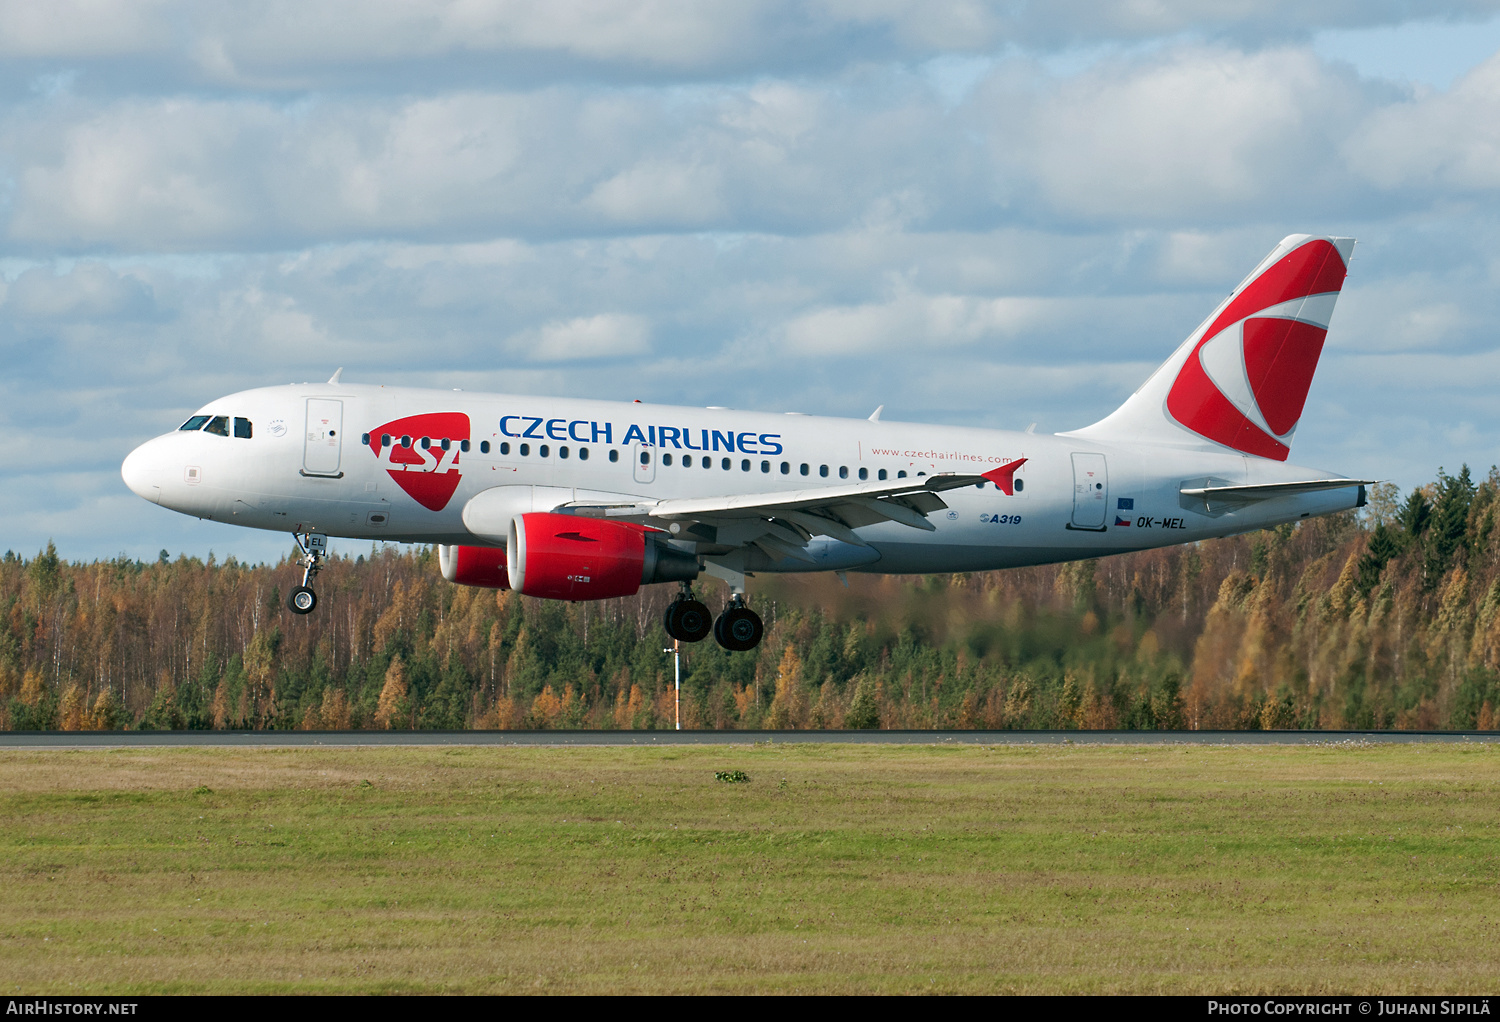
[122,234,1371,651]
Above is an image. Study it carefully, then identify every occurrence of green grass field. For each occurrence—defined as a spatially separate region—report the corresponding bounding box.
[2,742,1498,994]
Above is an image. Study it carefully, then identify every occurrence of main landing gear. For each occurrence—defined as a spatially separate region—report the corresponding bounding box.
[663,584,713,643]
[287,533,327,615]
[663,583,764,652]
[714,595,763,653]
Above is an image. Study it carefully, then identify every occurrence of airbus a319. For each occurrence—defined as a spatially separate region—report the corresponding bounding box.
[122,234,1371,652]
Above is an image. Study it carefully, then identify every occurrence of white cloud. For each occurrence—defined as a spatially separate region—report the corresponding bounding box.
[1345,52,1500,191]
[0,0,173,58]
[985,46,1370,222]
[516,313,652,362]
[1,262,158,321]
[586,160,727,224]
[781,289,1060,355]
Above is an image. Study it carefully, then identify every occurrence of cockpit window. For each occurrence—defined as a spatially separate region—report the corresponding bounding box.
[179,415,211,431]
[234,417,252,439]
[203,415,230,437]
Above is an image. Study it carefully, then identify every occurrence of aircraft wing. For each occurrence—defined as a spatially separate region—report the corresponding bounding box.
[563,472,993,561]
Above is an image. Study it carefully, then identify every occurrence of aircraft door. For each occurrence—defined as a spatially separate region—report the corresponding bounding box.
[1070,452,1108,529]
[631,442,656,484]
[303,399,344,477]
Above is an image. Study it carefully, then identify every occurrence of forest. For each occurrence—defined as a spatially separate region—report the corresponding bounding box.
[3,466,1499,732]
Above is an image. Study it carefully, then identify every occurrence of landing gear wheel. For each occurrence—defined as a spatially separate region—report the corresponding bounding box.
[664,599,713,642]
[714,605,763,652]
[664,582,713,643]
[287,585,317,615]
[288,532,328,616]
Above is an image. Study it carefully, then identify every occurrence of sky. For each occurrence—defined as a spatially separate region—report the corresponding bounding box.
[4,0,1500,564]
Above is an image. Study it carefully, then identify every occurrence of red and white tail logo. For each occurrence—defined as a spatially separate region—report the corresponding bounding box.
[1067,235,1353,461]
[1165,236,1349,460]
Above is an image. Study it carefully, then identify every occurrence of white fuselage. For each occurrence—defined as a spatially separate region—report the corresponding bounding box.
[121,382,1363,574]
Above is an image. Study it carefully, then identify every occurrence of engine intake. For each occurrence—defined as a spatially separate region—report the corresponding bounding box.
[507,512,698,600]
[438,544,510,589]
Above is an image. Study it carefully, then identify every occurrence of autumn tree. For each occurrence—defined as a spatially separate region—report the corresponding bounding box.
[374,657,409,729]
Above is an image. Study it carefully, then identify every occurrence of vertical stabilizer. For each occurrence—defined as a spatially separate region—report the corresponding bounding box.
[1066,234,1354,461]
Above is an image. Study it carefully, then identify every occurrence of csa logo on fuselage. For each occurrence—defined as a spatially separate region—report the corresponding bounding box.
[366,412,469,512]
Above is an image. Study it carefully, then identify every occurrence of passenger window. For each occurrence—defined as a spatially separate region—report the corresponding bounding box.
[819,465,828,477]
[840,466,848,479]
[1015,478,1025,492]
[204,416,229,436]
[460,439,470,453]
[539,444,549,457]
[682,455,692,467]
[234,417,252,439]
[361,433,370,445]
[179,415,211,431]
[579,447,589,461]
[559,446,570,459]
[878,469,887,480]
[609,449,619,462]
[640,451,650,465]
[420,437,431,450]
[440,438,451,451]
[780,462,789,474]
[722,458,731,470]
[520,443,530,456]
[401,435,412,448]
[858,468,867,480]
[800,464,809,476]
[382,433,392,447]
[663,453,673,466]
[499,442,509,455]
[897,470,907,478]
[480,440,490,454]
[760,460,769,473]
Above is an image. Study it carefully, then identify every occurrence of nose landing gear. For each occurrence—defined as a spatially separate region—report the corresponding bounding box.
[287,533,328,615]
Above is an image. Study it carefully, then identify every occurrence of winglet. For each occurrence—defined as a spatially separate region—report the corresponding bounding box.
[328,367,344,385]
[981,458,1028,495]
[868,405,884,422]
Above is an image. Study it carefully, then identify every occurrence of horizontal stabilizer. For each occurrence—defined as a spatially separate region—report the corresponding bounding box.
[1180,478,1375,511]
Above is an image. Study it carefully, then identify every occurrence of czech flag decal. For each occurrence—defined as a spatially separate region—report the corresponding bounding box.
[1114,516,1132,527]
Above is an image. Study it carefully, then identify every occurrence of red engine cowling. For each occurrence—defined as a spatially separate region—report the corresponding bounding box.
[507,512,697,600]
[438,544,510,589]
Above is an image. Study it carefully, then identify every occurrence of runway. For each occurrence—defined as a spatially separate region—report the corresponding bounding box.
[1,729,1495,748]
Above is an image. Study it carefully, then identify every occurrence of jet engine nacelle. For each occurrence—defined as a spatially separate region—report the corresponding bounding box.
[507,512,698,600]
[437,544,510,589]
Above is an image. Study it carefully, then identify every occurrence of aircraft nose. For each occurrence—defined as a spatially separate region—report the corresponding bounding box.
[121,441,162,504]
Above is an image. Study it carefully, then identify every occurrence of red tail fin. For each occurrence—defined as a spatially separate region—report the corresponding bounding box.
[1069,235,1353,460]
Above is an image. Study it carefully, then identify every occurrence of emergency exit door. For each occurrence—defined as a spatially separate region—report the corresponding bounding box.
[1070,452,1108,529]
[303,399,344,477]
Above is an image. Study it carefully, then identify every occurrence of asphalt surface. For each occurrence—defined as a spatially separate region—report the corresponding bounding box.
[0,729,1495,748]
